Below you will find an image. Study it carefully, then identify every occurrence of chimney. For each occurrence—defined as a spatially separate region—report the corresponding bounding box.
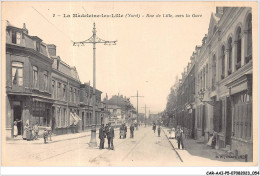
[22,23,28,34]
[216,7,224,15]
[47,44,56,57]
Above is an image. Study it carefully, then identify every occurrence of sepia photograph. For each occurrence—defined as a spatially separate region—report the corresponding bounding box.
[1,1,258,172]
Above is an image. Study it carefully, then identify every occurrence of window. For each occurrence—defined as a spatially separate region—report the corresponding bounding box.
[70,87,73,102]
[246,13,252,63]
[33,66,38,88]
[36,42,40,52]
[212,55,216,90]
[57,82,61,99]
[74,88,76,103]
[236,27,242,69]
[221,46,225,79]
[63,84,66,100]
[12,62,23,86]
[12,31,21,44]
[228,37,232,75]
[43,71,48,91]
[52,80,56,98]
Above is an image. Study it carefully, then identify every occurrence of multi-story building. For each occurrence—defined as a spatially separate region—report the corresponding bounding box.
[79,83,104,131]
[5,22,107,138]
[6,22,54,138]
[50,51,81,135]
[194,7,252,160]
[176,57,196,138]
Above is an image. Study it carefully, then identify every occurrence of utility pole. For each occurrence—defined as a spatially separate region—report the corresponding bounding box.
[130,91,144,130]
[73,23,117,147]
[141,105,150,128]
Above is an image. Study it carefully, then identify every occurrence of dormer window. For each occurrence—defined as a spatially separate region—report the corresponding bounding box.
[36,41,40,52]
[12,31,21,44]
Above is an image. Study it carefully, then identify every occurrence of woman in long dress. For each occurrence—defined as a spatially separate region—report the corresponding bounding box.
[23,121,29,140]
[13,121,18,137]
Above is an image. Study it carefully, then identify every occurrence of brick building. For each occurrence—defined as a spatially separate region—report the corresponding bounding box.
[6,22,54,138]
[5,22,106,139]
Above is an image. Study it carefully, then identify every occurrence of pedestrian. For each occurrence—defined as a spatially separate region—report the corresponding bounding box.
[13,119,21,137]
[26,125,33,141]
[123,123,127,138]
[152,123,156,133]
[43,128,48,144]
[107,123,114,150]
[130,123,135,138]
[46,126,52,141]
[23,122,29,140]
[176,126,184,149]
[157,125,161,137]
[99,124,105,149]
[33,122,39,140]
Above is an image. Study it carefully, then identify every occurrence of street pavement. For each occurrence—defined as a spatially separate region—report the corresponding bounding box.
[162,127,246,163]
[3,126,181,166]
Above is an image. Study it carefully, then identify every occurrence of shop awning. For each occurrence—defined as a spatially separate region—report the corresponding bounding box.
[70,113,82,126]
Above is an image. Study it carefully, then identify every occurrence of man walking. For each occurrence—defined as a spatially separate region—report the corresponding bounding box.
[99,124,105,149]
[130,123,135,138]
[176,126,184,149]
[107,123,114,150]
[157,125,161,137]
[153,123,156,133]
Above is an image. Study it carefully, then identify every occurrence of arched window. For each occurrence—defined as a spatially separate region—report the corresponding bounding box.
[246,13,252,63]
[212,55,216,90]
[236,27,242,69]
[221,46,225,79]
[228,37,232,75]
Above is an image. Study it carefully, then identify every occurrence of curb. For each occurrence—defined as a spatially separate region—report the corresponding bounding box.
[162,128,183,162]
[6,128,120,145]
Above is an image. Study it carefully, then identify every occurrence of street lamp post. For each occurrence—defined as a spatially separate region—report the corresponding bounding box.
[73,23,117,147]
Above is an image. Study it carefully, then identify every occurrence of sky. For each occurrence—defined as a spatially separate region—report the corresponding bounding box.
[3,2,216,114]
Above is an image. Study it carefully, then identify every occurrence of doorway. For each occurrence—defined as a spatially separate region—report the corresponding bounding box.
[13,102,22,135]
[191,109,196,139]
[226,97,232,145]
[82,112,84,131]
[202,105,205,136]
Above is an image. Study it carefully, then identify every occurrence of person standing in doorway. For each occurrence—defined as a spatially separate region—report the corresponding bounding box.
[13,119,21,137]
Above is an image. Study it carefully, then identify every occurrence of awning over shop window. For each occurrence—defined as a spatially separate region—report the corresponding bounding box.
[70,113,81,126]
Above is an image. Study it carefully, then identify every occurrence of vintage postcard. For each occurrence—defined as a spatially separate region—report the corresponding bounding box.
[1,1,258,168]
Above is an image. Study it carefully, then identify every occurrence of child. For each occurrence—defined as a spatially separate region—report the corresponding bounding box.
[43,129,48,144]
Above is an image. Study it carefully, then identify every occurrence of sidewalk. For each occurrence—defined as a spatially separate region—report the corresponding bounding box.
[162,127,245,163]
[7,128,119,145]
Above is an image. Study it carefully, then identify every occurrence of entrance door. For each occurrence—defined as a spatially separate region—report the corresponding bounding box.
[191,109,195,139]
[13,103,22,135]
[82,112,84,131]
[226,98,232,145]
[202,105,205,136]
[46,109,51,126]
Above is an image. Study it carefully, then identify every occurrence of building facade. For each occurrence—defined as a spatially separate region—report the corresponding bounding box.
[176,58,196,138]
[194,7,253,160]
[6,22,106,139]
[6,22,54,139]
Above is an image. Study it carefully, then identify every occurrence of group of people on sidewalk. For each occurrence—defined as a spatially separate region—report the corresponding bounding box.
[152,123,161,137]
[13,119,52,144]
[99,122,115,150]
[168,125,185,150]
